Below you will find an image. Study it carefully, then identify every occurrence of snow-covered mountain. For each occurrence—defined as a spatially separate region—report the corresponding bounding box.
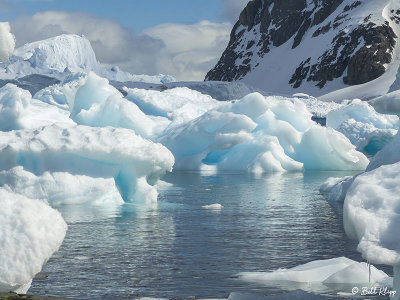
[206,0,400,100]
[0,34,176,84]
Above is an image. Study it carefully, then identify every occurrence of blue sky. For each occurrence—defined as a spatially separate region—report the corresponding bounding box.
[0,0,249,80]
[1,0,239,31]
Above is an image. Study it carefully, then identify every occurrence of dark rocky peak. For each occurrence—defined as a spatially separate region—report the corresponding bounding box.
[206,0,399,96]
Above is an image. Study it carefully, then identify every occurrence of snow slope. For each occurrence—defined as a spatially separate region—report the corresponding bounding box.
[207,0,400,101]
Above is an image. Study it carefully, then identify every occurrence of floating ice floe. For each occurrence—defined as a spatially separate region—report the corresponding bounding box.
[202,204,223,210]
[327,99,398,154]
[238,257,389,296]
[0,124,174,205]
[0,188,67,294]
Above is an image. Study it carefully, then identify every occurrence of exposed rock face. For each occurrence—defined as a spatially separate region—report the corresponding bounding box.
[205,0,399,94]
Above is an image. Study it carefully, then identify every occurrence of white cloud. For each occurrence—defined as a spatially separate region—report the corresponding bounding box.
[10,11,232,81]
[0,22,15,62]
[144,21,231,80]
[220,0,250,22]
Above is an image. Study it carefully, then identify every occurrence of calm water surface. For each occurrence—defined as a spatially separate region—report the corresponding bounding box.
[30,171,390,299]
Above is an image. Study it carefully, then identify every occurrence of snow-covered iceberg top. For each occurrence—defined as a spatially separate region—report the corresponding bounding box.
[0,34,176,84]
[0,188,67,294]
[10,34,101,76]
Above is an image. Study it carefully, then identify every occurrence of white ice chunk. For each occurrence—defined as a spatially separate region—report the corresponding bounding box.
[11,34,101,76]
[344,161,400,266]
[0,124,174,204]
[367,131,400,172]
[33,74,85,110]
[0,84,75,131]
[124,86,221,120]
[0,167,124,207]
[327,99,399,130]
[0,83,30,130]
[319,176,354,202]
[70,72,156,138]
[0,188,67,293]
[159,93,368,172]
[369,90,400,115]
[295,126,368,170]
[293,93,343,117]
[238,257,389,290]
[326,99,398,153]
[202,204,223,210]
[336,119,396,153]
[0,34,176,83]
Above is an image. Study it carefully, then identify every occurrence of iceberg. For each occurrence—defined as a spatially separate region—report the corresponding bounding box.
[342,159,400,299]
[319,176,354,203]
[124,86,221,124]
[0,124,174,204]
[0,83,30,130]
[0,188,67,294]
[0,167,124,207]
[0,34,176,84]
[369,90,400,115]
[32,72,85,110]
[321,131,400,299]
[68,72,156,138]
[159,93,369,173]
[327,99,398,154]
[344,161,400,267]
[0,83,75,131]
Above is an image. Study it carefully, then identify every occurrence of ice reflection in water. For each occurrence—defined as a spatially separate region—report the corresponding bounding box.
[31,170,388,299]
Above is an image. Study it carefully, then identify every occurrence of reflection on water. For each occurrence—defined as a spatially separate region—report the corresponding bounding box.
[31,170,385,299]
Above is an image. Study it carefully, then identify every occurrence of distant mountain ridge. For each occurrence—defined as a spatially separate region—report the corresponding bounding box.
[206,0,400,100]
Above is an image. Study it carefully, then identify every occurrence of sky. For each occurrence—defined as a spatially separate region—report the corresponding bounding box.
[0,0,250,81]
